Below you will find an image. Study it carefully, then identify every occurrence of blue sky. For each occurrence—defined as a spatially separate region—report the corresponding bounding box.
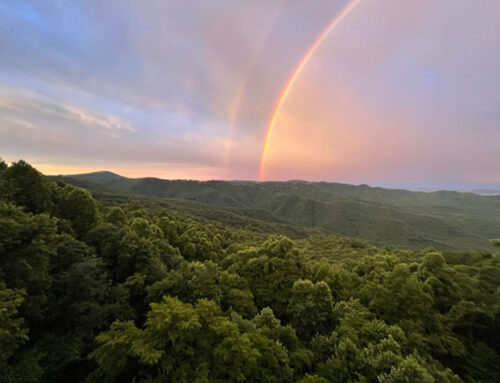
[1,0,500,188]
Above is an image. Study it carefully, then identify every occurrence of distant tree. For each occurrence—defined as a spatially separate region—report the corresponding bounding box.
[491,239,500,247]
[0,164,10,202]
[0,157,7,170]
[106,207,127,226]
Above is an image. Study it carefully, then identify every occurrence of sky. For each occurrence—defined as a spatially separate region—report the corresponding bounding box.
[1,0,500,188]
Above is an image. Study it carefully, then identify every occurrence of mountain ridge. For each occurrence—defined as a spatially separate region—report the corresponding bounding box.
[60,171,500,250]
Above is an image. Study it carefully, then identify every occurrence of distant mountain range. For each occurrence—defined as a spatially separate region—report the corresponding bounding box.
[468,189,500,196]
[59,171,500,251]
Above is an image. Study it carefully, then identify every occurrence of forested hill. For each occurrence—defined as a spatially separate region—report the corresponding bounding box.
[2,159,500,382]
[63,171,500,251]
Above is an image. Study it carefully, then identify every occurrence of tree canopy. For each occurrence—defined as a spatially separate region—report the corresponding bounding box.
[0,160,499,382]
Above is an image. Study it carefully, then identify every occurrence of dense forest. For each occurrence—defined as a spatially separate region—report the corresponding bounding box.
[1,159,499,382]
[64,171,500,251]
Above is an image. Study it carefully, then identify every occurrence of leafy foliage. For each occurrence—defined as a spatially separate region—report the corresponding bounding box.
[0,160,499,382]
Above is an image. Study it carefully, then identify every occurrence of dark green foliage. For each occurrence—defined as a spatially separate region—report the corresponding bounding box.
[228,236,306,318]
[287,279,336,339]
[0,287,28,369]
[90,297,288,382]
[2,160,53,214]
[1,160,499,382]
[0,202,57,321]
[59,187,99,237]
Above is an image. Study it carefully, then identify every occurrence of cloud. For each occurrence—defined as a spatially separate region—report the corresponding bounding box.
[0,88,229,173]
[0,91,135,134]
[0,0,500,185]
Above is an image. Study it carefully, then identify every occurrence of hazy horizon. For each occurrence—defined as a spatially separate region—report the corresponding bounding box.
[1,0,500,187]
[6,159,495,194]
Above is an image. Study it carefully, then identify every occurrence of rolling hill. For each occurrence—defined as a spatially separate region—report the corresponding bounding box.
[61,171,500,250]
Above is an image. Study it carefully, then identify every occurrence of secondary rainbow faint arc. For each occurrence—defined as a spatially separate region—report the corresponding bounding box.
[225,0,287,166]
[258,0,361,181]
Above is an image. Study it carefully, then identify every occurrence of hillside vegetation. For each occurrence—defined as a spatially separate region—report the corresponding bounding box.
[1,159,499,382]
[63,171,500,250]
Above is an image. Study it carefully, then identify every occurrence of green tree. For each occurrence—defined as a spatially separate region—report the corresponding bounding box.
[0,202,57,321]
[116,218,168,282]
[147,261,221,304]
[229,236,305,318]
[298,375,329,383]
[378,355,435,383]
[60,186,99,237]
[417,252,460,313]
[219,270,257,317]
[0,287,28,371]
[3,160,53,213]
[90,296,267,382]
[287,279,336,339]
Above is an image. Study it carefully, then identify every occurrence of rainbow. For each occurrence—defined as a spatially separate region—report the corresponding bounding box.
[225,1,287,166]
[258,0,361,181]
